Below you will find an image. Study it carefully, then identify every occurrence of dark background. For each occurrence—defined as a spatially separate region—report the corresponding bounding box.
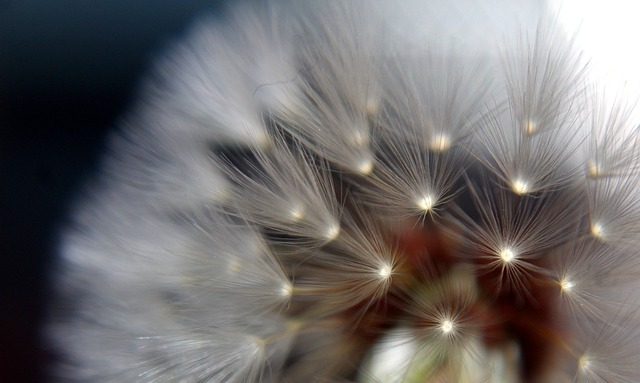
[0,1,224,381]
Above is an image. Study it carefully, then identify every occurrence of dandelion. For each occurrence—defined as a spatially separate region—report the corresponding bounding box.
[48,1,640,382]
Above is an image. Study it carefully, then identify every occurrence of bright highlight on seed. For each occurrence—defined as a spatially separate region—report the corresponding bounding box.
[280,282,293,297]
[428,133,452,152]
[590,221,605,239]
[289,206,304,221]
[378,263,393,279]
[357,159,374,175]
[523,120,537,135]
[417,194,435,212]
[441,319,454,334]
[324,223,341,241]
[560,278,574,292]
[578,354,590,371]
[511,179,530,195]
[587,160,603,178]
[499,247,515,263]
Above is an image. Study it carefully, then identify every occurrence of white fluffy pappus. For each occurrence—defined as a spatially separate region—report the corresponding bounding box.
[288,205,401,319]
[356,48,490,221]
[272,2,382,175]
[214,127,342,248]
[142,1,299,148]
[48,0,640,382]
[551,237,640,325]
[474,20,588,195]
[453,178,587,296]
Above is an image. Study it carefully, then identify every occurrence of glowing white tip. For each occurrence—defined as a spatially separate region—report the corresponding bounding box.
[357,159,374,175]
[590,221,605,239]
[511,179,530,195]
[289,206,304,222]
[499,247,515,263]
[280,282,293,297]
[417,194,435,212]
[378,263,393,279]
[560,278,574,292]
[587,160,603,178]
[428,133,452,152]
[324,223,341,241]
[440,319,454,334]
[578,354,590,371]
[523,120,537,135]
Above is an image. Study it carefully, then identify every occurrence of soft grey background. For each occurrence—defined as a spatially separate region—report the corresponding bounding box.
[0,1,224,381]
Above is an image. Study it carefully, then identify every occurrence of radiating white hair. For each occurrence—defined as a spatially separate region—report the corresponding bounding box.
[48,1,640,382]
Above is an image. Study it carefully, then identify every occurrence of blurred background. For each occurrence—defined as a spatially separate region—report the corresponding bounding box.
[0,1,223,381]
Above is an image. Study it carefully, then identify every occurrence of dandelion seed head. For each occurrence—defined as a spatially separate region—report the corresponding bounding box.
[50,1,640,382]
[288,206,304,222]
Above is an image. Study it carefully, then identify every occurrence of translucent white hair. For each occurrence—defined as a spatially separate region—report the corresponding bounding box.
[48,1,640,382]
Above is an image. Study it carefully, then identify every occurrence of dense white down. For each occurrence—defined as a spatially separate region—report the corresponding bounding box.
[48,1,640,382]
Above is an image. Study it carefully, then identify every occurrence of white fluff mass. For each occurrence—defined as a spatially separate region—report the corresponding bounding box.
[48,0,640,382]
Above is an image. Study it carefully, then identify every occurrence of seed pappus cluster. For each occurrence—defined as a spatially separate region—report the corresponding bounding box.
[48,1,640,382]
